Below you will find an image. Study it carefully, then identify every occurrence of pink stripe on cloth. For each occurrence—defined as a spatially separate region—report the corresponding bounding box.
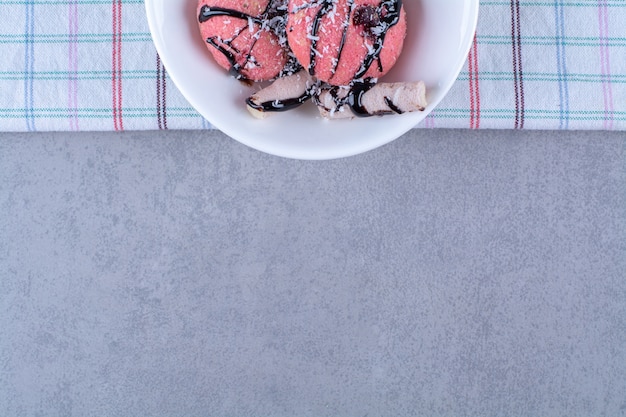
[468,34,481,130]
[68,0,79,131]
[423,112,436,129]
[598,0,614,130]
[112,0,124,131]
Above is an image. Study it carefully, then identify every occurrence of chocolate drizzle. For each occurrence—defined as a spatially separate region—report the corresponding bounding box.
[352,0,403,80]
[307,0,336,77]
[199,6,262,25]
[318,80,376,117]
[246,88,315,112]
[347,80,375,117]
[304,0,403,80]
[205,37,244,80]
[384,96,404,114]
[198,2,290,81]
[318,79,409,118]
[331,0,354,77]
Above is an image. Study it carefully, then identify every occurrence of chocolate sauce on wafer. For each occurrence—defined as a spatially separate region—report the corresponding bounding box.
[246,89,314,112]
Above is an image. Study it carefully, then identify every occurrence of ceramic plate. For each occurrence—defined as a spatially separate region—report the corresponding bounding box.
[145,0,479,160]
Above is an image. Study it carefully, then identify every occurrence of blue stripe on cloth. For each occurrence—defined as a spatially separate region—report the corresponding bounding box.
[24,0,35,131]
[555,0,570,129]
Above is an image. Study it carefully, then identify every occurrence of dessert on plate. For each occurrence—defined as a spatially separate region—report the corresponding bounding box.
[197,0,427,119]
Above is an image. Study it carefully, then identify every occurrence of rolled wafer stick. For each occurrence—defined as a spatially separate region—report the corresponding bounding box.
[245,70,427,120]
[246,71,315,119]
[316,81,427,119]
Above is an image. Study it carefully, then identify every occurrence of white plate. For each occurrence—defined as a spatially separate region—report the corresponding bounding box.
[145,0,479,160]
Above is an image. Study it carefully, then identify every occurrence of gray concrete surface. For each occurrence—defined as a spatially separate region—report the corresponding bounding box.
[1,129,625,416]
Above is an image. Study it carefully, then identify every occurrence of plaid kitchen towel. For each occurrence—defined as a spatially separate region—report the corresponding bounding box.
[0,0,624,131]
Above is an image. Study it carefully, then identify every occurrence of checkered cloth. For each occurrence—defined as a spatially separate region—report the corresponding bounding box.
[0,0,624,131]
